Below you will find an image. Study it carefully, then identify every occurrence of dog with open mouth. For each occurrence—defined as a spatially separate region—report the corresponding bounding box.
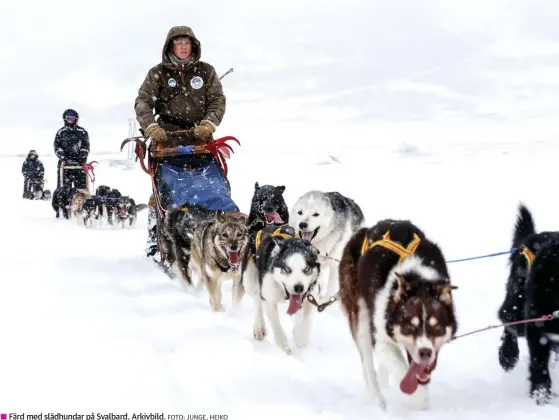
[246,182,289,234]
[289,190,365,306]
[115,196,147,228]
[189,211,249,312]
[242,225,321,354]
[338,219,458,410]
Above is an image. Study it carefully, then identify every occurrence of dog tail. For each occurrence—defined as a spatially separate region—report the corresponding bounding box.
[512,203,536,249]
[135,204,148,212]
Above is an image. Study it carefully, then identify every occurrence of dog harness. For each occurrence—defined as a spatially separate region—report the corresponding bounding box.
[361,230,421,263]
[519,245,535,269]
[254,227,298,249]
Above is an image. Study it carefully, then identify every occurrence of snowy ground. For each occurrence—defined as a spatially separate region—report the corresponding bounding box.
[1,132,559,417]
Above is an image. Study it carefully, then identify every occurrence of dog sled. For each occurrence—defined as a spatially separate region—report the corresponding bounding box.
[24,177,51,201]
[120,128,241,264]
[58,160,98,194]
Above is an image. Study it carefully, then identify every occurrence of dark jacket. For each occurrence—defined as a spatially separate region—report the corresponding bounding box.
[134,26,226,146]
[54,122,90,164]
[22,153,45,179]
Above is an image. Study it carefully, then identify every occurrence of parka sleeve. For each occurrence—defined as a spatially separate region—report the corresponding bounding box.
[203,64,226,127]
[80,130,90,154]
[134,66,162,130]
[54,129,66,159]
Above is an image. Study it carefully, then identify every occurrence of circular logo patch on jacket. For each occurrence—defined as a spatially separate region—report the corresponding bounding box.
[190,76,204,89]
[168,78,177,87]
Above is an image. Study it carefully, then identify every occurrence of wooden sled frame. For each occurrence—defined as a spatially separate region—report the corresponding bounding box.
[59,163,91,194]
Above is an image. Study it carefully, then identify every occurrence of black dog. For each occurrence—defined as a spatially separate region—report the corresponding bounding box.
[246,182,289,234]
[52,185,76,219]
[497,203,559,404]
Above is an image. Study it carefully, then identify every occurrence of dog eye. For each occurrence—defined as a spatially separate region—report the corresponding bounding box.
[312,213,320,217]
[222,233,229,238]
[281,266,292,274]
[297,210,302,215]
[303,266,312,274]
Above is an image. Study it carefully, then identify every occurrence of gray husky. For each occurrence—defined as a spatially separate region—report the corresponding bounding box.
[289,190,365,305]
[189,211,249,312]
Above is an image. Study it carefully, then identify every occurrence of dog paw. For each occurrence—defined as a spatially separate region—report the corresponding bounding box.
[274,337,292,355]
[253,326,267,340]
[531,386,552,405]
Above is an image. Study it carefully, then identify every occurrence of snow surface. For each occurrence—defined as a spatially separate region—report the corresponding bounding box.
[2,146,559,417]
[2,0,559,417]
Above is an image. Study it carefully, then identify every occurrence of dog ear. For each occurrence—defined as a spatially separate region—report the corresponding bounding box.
[255,182,260,190]
[235,213,248,225]
[276,185,286,194]
[307,243,320,256]
[393,272,408,303]
[437,283,457,305]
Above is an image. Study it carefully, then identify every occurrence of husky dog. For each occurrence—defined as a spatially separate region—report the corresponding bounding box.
[189,211,249,312]
[115,196,147,228]
[52,185,77,219]
[95,185,111,197]
[159,204,215,284]
[104,189,122,225]
[71,189,90,221]
[497,203,559,405]
[242,226,321,354]
[82,196,103,228]
[246,182,289,234]
[338,219,458,410]
[289,190,365,304]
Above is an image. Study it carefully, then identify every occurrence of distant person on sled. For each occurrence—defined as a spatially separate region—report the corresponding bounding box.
[21,149,45,199]
[134,25,239,258]
[54,109,90,189]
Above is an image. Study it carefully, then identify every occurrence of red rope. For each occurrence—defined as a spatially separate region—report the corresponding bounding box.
[451,311,559,341]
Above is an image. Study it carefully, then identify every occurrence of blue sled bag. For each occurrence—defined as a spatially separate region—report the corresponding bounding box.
[155,157,239,212]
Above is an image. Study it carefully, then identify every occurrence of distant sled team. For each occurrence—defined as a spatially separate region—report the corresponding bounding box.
[52,183,147,228]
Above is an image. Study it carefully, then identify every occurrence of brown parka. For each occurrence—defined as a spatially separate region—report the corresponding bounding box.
[134,26,226,146]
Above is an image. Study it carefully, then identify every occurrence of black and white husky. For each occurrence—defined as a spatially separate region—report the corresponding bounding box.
[242,225,321,354]
[289,190,365,305]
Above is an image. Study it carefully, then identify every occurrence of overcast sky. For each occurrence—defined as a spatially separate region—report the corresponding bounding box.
[2,0,559,153]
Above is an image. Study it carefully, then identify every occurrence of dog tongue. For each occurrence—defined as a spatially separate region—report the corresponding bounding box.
[266,212,284,224]
[301,231,314,241]
[400,362,427,395]
[287,294,304,315]
[227,251,240,265]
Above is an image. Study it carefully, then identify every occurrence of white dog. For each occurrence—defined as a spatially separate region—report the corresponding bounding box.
[289,190,365,305]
